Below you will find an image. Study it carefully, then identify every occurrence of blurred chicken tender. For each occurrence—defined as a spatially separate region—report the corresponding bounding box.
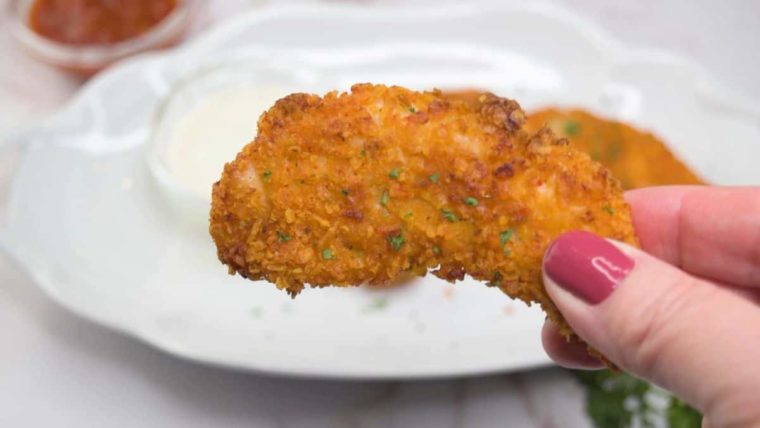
[526,108,704,189]
[210,84,638,340]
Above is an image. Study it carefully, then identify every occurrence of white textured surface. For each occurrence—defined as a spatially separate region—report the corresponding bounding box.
[1,1,759,427]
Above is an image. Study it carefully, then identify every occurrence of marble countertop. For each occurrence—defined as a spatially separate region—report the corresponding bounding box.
[1,1,758,427]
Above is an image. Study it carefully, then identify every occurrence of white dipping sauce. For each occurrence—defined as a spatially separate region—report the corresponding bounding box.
[164,85,293,198]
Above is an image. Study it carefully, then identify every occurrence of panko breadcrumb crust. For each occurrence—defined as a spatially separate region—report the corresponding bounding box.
[210,84,638,351]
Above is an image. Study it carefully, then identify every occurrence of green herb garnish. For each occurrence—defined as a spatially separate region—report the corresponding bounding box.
[276,231,291,242]
[262,170,272,181]
[387,232,405,251]
[408,106,417,113]
[500,229,514,256]
[389,168,401,179]
[667,397,703,428]
[603,205,615,215]
[575,370,702,428]
[488,271,502,287]
[499,229,514,246]
[608,141,623,162]
[322,249,335,260]
[429,172,440,183]
[441,208,458,222]
[365,297,389,312]
[564,120,581,136]
[432,245,441,255]
[403,211,413,219]
[465,197,479,206]
[341,189,349,196]
[380,190,390,206]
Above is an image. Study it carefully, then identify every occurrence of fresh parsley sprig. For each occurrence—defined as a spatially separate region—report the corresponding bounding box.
[574,370,702,428]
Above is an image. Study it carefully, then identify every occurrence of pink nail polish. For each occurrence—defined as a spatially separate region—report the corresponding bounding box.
[544,231,634,304]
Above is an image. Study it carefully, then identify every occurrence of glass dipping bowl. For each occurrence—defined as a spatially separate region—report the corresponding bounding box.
[146,60,310,232]
[7,0,202,75]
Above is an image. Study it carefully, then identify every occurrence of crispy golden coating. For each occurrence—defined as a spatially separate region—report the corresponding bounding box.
[525,108,704,189]
[210,84,638,341]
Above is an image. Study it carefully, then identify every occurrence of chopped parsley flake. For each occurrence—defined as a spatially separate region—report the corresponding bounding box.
[341,189,349,196]
[380,190,390,206]
[429,172,440,183]
[404,211,413,219]
[366,297,389,312]
[389,168,401,179]
[388,232,405,251]
[408,106,417,113]
[608,141,623,161]
[262,170,272,181]
[276,231,291,242]
[432,245,441,255]
[488,271,503,287]
[465,197,479,206]
[503,247,512,256]
[603,205,615,215]
[499,229,514,246]
[322,249,335,260]
[575,370,703,428]
[441,208,459,222]
[564,120,581,136]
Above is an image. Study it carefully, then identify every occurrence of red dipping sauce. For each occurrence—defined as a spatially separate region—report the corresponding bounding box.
[10,0,196,75]
[28,0,178,45]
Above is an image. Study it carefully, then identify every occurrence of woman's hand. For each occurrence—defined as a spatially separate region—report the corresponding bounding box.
[541,186,760,427]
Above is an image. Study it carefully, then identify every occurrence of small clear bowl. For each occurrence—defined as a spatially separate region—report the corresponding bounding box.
[7,0,202,76]
[146,61,309,232]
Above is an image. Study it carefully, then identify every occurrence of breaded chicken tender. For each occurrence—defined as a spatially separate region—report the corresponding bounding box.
[526,108,704,189]
[210,84,638,341]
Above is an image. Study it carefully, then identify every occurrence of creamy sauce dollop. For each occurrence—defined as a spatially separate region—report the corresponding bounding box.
[164,85,293,199]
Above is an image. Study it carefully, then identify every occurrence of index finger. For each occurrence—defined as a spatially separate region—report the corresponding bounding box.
[625,186,760,288]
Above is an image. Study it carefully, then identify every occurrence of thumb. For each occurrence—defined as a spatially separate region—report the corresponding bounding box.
[543,231,760,425]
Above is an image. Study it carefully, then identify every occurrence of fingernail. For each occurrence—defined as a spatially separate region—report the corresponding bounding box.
[544,231,634,304]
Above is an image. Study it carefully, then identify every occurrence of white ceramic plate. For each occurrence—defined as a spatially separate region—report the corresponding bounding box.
[1,3,758,379]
